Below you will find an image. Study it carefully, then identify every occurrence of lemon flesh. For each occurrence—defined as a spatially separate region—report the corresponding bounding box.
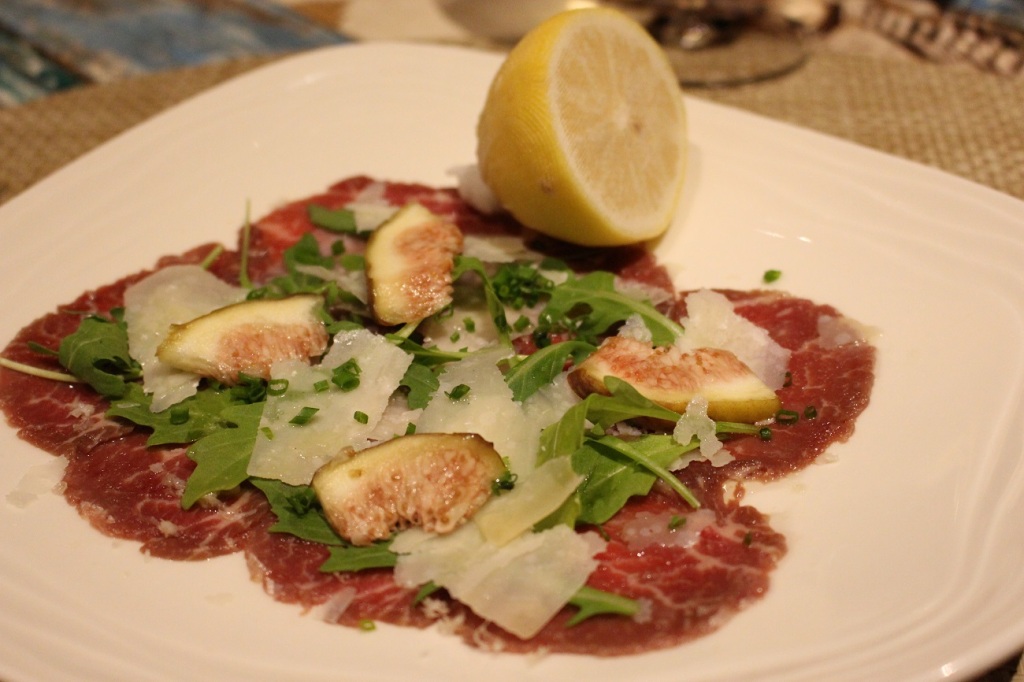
[477,7,687,247]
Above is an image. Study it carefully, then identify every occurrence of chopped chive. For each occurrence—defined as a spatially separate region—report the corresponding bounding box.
[449,331,461,343]
[313,379,330,393]
[405,422,416,435]
[268,379,289,396]
[261,426,275,440]
[668,515,686,530]
[289,406,319,425]
[463,317,476,333]
[358,619,376,632]
[775,409,800,425]
[446,384,471,400]
[332,359,361,391]
[803,405,818,419]
[513,315,530,332]
[758,427,773,441]
[354,411,369,424]
[763,269,782,283]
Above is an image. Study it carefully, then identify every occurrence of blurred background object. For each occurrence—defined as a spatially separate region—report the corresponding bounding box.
[0,0,1021,103]
[0,0,347,106]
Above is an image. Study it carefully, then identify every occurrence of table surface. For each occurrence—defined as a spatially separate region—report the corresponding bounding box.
[0,1,1022,680]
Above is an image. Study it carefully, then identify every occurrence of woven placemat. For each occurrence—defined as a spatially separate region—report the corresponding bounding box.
[1,48,1023,206]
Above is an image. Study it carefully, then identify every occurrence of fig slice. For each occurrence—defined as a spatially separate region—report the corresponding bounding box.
[364,202,464,326]
[568,336,781,423]
[156,294,327,384]
[312,433,506,546]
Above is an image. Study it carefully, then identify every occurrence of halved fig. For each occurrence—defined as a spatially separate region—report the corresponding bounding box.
[312,433,506,546]
[568,336,781,423]
[365,202,463,326]
[156,294,327,384]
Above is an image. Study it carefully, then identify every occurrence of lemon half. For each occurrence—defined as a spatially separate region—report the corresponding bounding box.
[477,7,687,247]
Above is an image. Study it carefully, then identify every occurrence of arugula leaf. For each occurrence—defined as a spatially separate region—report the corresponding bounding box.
[250,478,345,545]
[400,361,440,409]
[504,340,595,403]
[452,256,511,347]
[585,376,682,429]
[541,271,684,346]
[320,541,398,572]
[567,585,640,626]
[58,313,140,398]
[537,399,589,465]
[308,204,361,235]
[180,402,263,508]
[108,383,242,446]
[579,436,698,521]
[386,335,469,366]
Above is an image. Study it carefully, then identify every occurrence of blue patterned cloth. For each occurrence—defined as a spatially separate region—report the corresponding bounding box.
[0,0,349,106]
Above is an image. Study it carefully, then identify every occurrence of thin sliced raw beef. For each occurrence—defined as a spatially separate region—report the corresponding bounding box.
[0,177,876,655]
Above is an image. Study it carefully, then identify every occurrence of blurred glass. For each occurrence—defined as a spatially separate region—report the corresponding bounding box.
[623,0,817,87]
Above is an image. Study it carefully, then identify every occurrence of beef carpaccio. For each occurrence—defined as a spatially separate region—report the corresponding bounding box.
[0,176,875,656]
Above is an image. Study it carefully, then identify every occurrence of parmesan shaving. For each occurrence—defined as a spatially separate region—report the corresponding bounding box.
[416,348,537,475]
[123,265,246,411]
[246,329,412,485]
[671,396,728,468]
[675,289,791,390]
[473,456,583,546]
[393,523,605,640]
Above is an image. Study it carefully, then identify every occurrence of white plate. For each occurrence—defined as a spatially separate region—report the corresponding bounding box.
[1,43,1023,682]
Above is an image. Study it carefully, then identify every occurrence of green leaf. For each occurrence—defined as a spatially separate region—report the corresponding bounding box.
[107,383,242,446]
[180,402,263,508]
[585,376,682,429]
[58,314,140,398]
[583,436,698,518]
[504,340,595,403]
[541,271,684,346]
[250,478,345,545]
[308,204,361,235]
[386,335,468,367]
[537,399,589,465]
[452,255,511,347]
[566,585,640,626]
[400,361,440,409]
[320,541,398,572]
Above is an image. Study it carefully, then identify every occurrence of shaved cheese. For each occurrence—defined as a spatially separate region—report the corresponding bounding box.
[461,234,543,264]
[416,348,536,475]
[617,313,653,343]
[345,202,398,233]
[450,164,501,215]
[675,289,791,390]
[123,265,246,411]
[246,329,412,485]
[671,396,733,469]
[293,264,367,304]
[418,287,500,353]
[473,456,582,546]
[393,523,605,640]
